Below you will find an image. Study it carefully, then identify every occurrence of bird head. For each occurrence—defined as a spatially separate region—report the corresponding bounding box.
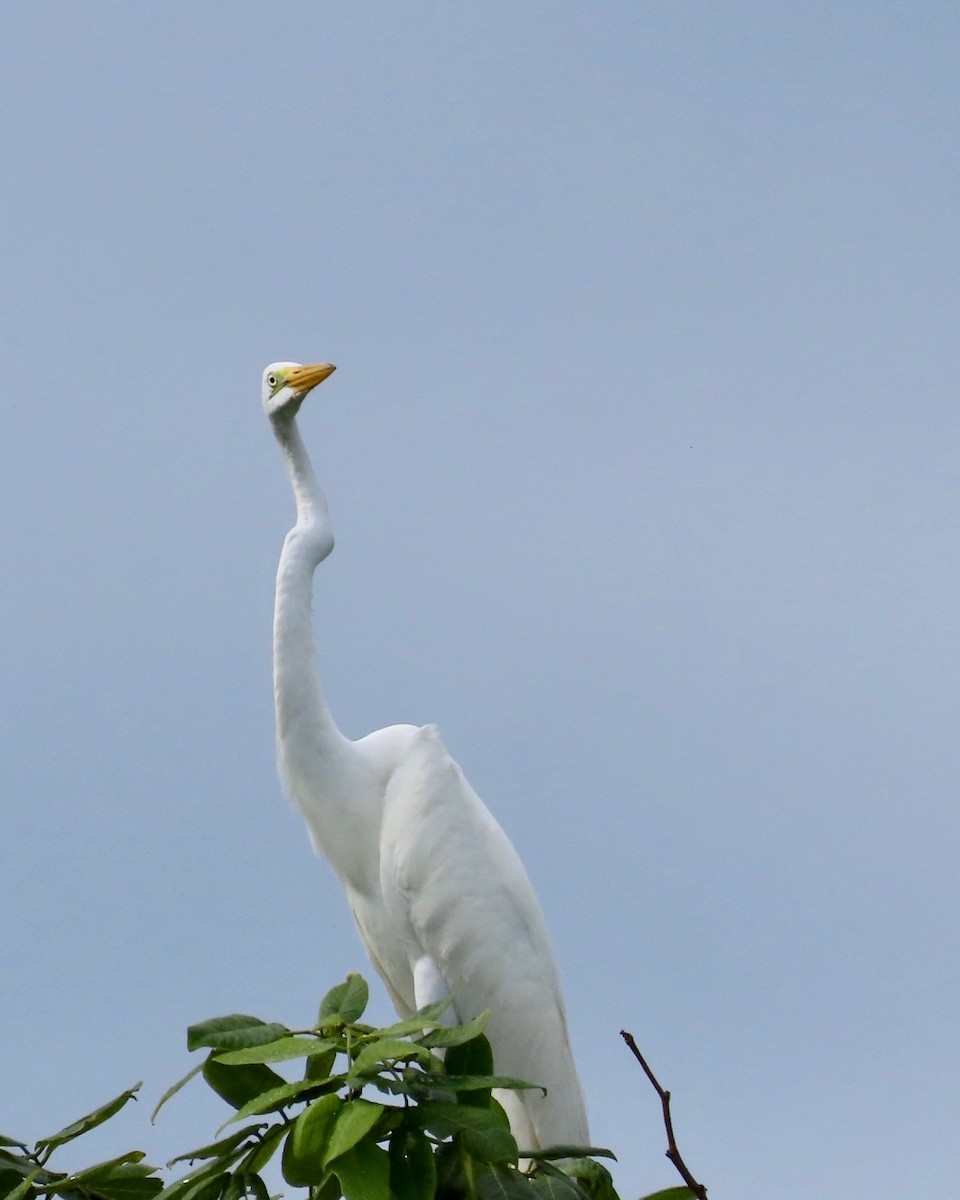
[262,361,337,419]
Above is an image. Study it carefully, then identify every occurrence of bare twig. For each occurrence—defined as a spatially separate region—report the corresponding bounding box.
[620,1029,708,1200]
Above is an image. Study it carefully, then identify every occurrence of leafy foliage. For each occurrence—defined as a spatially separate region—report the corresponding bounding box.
[0,1084,161,1200]
[1,974,682,1200]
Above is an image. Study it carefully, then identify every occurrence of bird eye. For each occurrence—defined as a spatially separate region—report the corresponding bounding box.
[267,374,278,388]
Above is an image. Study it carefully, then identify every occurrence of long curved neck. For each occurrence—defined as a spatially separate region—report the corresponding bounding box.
[271,414,346,754]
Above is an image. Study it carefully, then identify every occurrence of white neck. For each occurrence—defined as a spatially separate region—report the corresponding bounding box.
[271,414,345,753]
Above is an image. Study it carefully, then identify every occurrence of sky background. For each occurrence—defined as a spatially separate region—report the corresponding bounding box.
[2,4,958,1198]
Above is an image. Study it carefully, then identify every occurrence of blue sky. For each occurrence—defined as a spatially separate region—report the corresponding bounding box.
[2,5,958,1198]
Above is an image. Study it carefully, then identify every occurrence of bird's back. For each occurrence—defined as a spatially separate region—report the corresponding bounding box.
[369,724,589,1150]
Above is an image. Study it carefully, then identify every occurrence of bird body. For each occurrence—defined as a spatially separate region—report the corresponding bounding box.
[263,362,589,1152]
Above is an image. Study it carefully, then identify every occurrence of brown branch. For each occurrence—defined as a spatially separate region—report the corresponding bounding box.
[620,1029,708,1200]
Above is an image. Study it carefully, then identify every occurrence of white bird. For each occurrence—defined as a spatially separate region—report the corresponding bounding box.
[262,361,589,1152]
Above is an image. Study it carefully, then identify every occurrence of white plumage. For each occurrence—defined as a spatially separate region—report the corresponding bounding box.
[263,361,589,1151]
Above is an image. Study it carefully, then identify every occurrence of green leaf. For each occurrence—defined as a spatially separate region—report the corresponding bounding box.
[414,1074,541,1094]
[201,1060,286,1112]
[154,1160,216,1200]
[304,1046,338,1083]
[243,1177,270,1200]
[445,1033,494,1079]
[235,1125,286,1176]
[355,1074,415,1099]
[67,1163,163,1200]
[307,1175,341,1200]
[36,1085,142,1156]
[187,1178,230,1200]
[376,1014,443,1041]
[281,1096,342,1187]
[241,1176,269,1200]
[554,1157,618,1200]
[532,1149,617,1163]
[388,1128,436,1200]
[56,1150,146,1183]
[375,995,458,1041]
[0,1139,28,1151]
[418,1011,489,1049]
[0,1152,41,1183]
[218,1177,242,1200]
[331,1142,391,1200]
[2,1171,38,1200]
[529,1173,586,1200]
[214,1037,338,1066]
[155,1162,229,1200]
[220,1173,270,1200]
[152,1063,205,1124]
[348,1039,433,1077]
[444,1033,496,1109]
[409,995,456,1022]
[219,1077,338,1128]
[415,1103,518,1165]
[433,1142,464,1198]
[223,1128,276,1176]
[187,1018,288,1053]
[318,975,369,1026]
[166,1127,266,1168]
[325,1100,384,1164]
[532,1162,591,1200]
[476,1165,538,1200]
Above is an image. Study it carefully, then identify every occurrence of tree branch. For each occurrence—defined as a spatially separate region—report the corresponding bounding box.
[619,1029,708,1200]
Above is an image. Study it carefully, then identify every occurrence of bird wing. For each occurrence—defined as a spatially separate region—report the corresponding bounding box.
[378,724,589,1150]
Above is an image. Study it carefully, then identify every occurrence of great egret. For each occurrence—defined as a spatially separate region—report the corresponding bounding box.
[262,361,589,1151]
